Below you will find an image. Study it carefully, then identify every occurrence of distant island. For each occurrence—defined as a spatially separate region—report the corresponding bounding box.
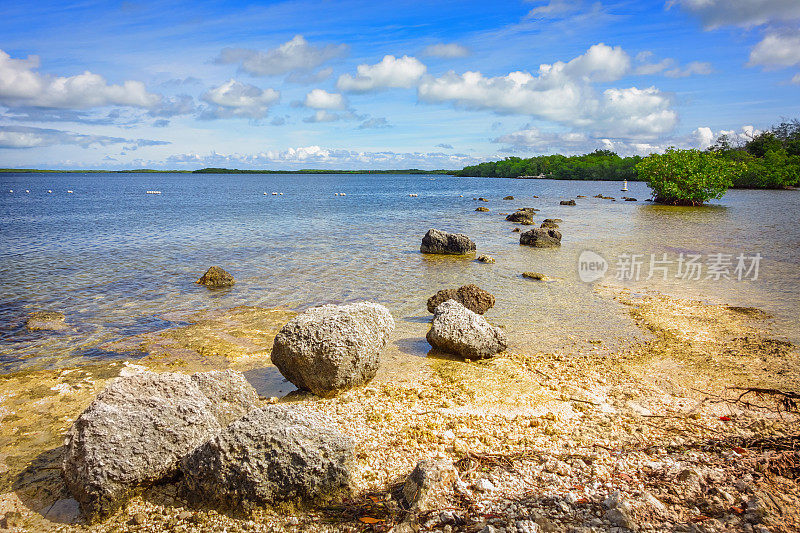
[0,168,453,175]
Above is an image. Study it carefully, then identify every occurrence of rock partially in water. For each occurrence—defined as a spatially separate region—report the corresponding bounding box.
[505,208,538,224]
[475,206,490,212]
[420,229,476,255]
[427,284,495,315]
[503,195,514,200]
[402,459,459,513]
[520,228,562,248]
[25,311,66,331]
[181,405,353,509]
[512,228,521,233]
[540,221,559,229]
[197,266,235,288]
[477,197,489,202]
[522,271,551,281]
[427,300,507,359]
[542,218,562,224]
[62,372,223,519]
[270,302,395,397]
[477,255,495,264]
[191,370,260,426]
[560,199,576,206]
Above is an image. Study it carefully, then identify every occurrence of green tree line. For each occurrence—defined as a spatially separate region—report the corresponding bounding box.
[456,150,642,181]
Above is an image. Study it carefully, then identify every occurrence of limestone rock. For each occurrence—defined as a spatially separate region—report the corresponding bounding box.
[197,266,234,288]
[270,302,394,397]
[426,300,507,359]
[420,229,476,255]
[427,284,495,314]
[520,228,562,247]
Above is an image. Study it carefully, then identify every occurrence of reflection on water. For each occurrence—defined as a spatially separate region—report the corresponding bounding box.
[1,173,798,373]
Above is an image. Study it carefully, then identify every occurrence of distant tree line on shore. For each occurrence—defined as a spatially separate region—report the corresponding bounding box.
[456,119,800,189]
[455,150,642,181]
[192,168,452,175]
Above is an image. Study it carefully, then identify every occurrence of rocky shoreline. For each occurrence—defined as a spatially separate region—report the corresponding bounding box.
[1,285,798,532]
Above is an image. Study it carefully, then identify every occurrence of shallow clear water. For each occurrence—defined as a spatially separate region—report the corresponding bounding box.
[1,173,798,373]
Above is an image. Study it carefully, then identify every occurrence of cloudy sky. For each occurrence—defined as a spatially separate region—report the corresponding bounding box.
[1,0,799,170]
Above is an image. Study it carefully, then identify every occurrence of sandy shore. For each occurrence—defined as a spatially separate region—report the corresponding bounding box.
[1,286,798,532]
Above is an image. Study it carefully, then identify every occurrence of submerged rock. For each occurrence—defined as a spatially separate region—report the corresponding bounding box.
[181,406,353,509]
[505,209,535,224]
[477,197,489,202]
[197,266,235,288]
[523,271,552,281]
[426,300,507,359]
[560,199,576,206]
[475,206,490,212]
[520,228,562,248]
[540,221,559,229]
[427,284,495,315]
[477,255,495,264]
[63,372,232,518]
[270,302,395,397]
[25,311,66,331]
[503,195,514,200]
[420,229,476,255]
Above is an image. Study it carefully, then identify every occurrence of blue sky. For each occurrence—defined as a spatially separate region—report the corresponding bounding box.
[1,0,799,169]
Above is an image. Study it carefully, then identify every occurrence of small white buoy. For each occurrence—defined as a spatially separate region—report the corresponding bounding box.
[340,192,346,196]
[25,190,30,193]
[272,192,278,195]
[264,192,268,195]
[279,192,283,195]
[8,189,12,193]
[67,190,74,194]
[409,193,418,197]
[335,193,339,196]
[47,190,53,193]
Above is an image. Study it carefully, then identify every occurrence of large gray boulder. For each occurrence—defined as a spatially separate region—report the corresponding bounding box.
[426,284,495,315]
[181,406,353,508]
[520,227,562,247]
[420,229,476,255]
[426,300,507,359]
[270,302,395,397]
[62,370,258,518]
[191,370,260,426]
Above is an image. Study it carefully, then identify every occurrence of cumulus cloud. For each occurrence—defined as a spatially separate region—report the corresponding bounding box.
[164,146,482,170]
[493,127,590,153]
[422,43,470,58]
[664,61,713,77]
[303,110,341,123]
[337,55,427,92]
[417,44,676,138]
[667,0,800,29]
[0,125,169,149]
[215,35,347,76]
[303,89,346,110]
[748,32,800,67]
[358,117,391,129]
[200,79,279,119]
[0,49,161,110]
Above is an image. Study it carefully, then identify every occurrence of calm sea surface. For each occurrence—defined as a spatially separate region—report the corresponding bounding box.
[1,173,798,373]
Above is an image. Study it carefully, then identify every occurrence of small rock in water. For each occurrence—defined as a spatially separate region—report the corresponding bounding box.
[477,197,489,202]
[475,206,490,212]
[477,255,495,263]
[503,195,514,200]
[520,228,562,247]
[196,266,235,288]
[560,199,576,206]
[522,271,551,281]
[25,310,67,331]
[512,227,521,232]
[420,228,476,255]
[427,284,495,314]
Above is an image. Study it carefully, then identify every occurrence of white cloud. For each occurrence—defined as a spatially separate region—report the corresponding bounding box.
[215,35,347,76]
[417,44,676,138]
[664,61,713,77]
[0,49,161,110]
[422,43,470,58]
[748,32,800,67]
[358,117,391,129]
[303,110,341,123]
[493,127,590,153]
[634,58,674,75]
[303,89,346,110]
[164,147,482,170]
[526,0,581,18]
[200,79,279,119]
[0,125,169,149]
[791,73,800,85]
[667,0,800,29]
[337,55,427,92]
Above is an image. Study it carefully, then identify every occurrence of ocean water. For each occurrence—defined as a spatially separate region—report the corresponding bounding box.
[1,172,798,373]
